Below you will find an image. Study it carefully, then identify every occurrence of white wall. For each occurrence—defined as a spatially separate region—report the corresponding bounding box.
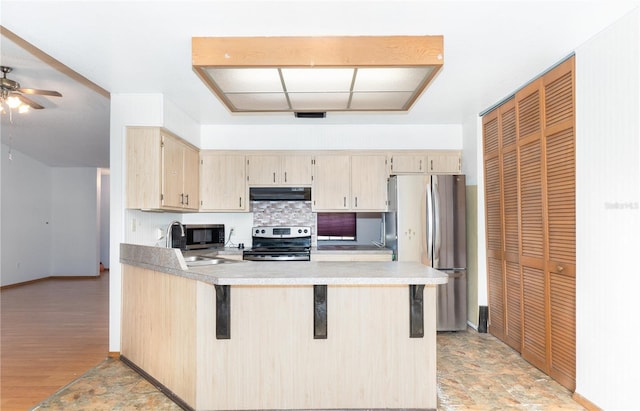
[201,124,462,150]
[574,9,639,409]
[51,167,100,276]
[0,144,102,285]
[1,144,52,285]
[100,171,110,268]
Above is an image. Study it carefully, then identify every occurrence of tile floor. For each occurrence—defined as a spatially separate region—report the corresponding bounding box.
[32,328,583,410]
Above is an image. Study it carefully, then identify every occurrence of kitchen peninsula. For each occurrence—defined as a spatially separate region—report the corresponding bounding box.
[120,243,447,411]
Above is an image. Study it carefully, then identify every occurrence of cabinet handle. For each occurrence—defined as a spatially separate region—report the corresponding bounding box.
[419,159,423,171]
[185,194,189,205]
[557,265,564,272]
[355,197,358,207]
[344,197,346,207]
[180,193,184,205]
[239,197,243,208]
[284,172,287,182]
[273,172,276,183]
[430,160,434,171]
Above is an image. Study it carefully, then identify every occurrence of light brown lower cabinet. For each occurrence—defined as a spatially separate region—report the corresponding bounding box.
[482,56,575,391]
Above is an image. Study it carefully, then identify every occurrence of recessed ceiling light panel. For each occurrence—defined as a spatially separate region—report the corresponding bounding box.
[282,68,354,93]
[354,67,434,92]
[193,36,444,113]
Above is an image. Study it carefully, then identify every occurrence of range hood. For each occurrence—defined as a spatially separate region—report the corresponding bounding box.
[249,187,311,201]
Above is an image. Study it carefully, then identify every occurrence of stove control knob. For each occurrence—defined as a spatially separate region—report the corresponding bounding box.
[298,229,302,233]
[261,229,265,234]
[255,229,260,234]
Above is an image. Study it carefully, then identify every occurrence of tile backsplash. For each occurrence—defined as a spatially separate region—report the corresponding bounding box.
[251,200,317,243]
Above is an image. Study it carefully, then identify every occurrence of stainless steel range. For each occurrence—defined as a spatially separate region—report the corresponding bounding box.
[243,226,311,261]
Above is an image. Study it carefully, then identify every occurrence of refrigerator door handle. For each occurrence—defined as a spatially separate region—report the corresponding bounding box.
[426,180,434,266]
[432,177,441,268]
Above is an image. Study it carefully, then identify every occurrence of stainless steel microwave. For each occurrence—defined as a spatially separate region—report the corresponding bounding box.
[172,224,225,250]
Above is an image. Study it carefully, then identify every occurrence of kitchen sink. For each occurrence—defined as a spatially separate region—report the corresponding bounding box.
[183,255,239,266]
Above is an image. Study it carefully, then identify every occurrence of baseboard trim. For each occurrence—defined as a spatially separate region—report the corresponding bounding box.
[572,392,603,411]
[108,352,120,359]
[120,355,194,411]
[1,273,103,290]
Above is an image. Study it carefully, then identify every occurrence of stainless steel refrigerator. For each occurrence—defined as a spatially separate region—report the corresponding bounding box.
[384,174,467,331]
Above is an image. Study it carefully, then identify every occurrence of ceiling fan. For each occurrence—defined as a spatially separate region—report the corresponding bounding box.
[0,65,62,110]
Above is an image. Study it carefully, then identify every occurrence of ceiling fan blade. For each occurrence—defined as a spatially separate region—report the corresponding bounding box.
[17,94,45,109]
[18,88,62,97]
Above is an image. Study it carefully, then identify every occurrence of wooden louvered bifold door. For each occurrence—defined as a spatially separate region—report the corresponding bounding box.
[483,111,506,341]
[483,56,575,391]
[543,58,576,391]
[483,99,522,351]
[500,101,521,351]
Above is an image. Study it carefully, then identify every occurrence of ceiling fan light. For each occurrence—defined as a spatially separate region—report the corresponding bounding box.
[18,104,30,113]
[6,96,21,108]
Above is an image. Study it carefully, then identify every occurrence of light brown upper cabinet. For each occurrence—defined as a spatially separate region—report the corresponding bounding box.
[312,154,352,211]
[200,152,248,212]
[389,151,462,174]
[483,56,575,391]
[350,154,388,211]
[312,154,388,212]
[389,154,426,174]
[246,154,313,186]
[126,127,199,211]
[427,152,462,173]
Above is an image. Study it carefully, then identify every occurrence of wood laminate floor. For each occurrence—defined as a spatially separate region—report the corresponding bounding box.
[0,273,109,411]
[1,272,583,410]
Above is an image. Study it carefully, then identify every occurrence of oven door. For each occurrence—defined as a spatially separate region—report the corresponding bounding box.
[243,249,310,261]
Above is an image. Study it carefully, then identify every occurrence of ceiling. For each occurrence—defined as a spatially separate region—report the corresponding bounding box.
[1,1,638,168]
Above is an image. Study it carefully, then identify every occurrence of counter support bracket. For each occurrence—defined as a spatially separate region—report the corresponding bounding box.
[215,285,230,339]
[314,285,327,339]
[409,284,425,338]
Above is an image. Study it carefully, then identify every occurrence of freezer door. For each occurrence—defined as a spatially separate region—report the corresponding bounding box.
[436,270,467,331]
[431,174,466,270]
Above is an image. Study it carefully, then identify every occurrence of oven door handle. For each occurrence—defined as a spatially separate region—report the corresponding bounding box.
[243,255,310,261]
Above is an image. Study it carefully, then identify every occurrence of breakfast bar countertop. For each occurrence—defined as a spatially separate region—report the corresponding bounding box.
[120,243,446,287]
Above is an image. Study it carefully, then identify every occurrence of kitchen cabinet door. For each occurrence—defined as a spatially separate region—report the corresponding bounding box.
[390,154,426,174]
[162,133,200,210]
[312,155,351,211]
[200,153,248,212]
[247,155,280,185]
[427,152,462,173]
[281,154,312,185]
[351,154,388,211]
[182,144,200,210]
[126,127,199,211]
[247,154,313,186]
[126,127,162,209]
[161,134,184,209]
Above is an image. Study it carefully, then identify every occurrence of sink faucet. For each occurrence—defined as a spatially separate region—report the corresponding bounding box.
[166,220,185,248]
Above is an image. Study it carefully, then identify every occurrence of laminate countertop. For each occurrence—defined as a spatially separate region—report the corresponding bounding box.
[120,243,446,287]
